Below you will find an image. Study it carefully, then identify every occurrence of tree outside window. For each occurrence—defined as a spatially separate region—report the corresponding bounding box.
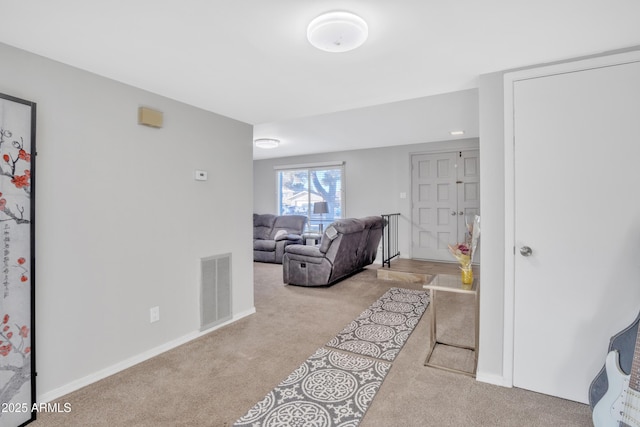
[278,166,343,231]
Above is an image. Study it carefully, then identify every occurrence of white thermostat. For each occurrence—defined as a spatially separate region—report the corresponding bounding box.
[194,170,208,181]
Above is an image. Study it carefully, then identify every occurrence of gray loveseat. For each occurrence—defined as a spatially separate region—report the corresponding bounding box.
[253,214,307,264]
[282,216,384,286]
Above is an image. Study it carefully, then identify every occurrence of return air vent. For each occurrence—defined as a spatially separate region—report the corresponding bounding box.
[200,253,232,331]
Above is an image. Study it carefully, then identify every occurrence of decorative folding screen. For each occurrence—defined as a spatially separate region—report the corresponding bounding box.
[0,93,36,427]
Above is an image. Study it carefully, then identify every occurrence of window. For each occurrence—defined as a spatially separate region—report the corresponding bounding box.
[277,163,344,231]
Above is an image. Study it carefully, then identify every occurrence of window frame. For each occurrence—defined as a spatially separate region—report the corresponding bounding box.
[274,161,345,232]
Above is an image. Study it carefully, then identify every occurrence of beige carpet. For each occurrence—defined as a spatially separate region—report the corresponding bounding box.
[33,262,592,426]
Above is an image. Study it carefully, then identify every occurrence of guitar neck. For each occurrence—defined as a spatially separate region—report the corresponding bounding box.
[630,325,640,393]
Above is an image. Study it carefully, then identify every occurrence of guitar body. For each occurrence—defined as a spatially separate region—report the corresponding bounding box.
[592,350,631,426]
[590,311,640,408]
[591,310,640,426]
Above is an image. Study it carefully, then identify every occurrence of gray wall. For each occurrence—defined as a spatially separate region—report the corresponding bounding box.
[477,71,507,383]
[254,138,479,267]
[0,43,255,400]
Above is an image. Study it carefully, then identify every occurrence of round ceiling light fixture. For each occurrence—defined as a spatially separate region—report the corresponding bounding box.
[307,11,368,53]
[254,138,280,149]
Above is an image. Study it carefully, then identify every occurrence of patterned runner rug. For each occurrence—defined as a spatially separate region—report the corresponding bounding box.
[326,287,429,361]
[234,287,429,426]
[233,348,390,426]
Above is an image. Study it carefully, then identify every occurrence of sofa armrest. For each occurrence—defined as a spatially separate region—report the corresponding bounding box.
[285,244,322,257]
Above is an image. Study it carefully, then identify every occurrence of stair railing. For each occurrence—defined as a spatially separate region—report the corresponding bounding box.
[381,213,400,268]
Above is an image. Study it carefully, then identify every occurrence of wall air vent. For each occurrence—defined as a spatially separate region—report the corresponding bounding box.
[200,253,232,331]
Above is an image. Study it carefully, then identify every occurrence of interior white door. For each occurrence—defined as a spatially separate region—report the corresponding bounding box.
[513,60,640,403]
[411,151,480,261]
[412,152,458,261]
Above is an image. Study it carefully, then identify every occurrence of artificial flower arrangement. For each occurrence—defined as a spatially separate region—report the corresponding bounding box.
[448,214,480,285]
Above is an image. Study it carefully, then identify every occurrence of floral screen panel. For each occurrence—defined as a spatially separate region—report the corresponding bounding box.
[0,93,36,427]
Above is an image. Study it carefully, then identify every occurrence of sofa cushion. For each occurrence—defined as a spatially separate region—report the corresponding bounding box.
[270,215,307,239]
[332,218,365,234]
[319,219,364,253]
[254,214,276,240]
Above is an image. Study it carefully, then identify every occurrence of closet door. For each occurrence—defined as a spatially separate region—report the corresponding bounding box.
[457,150,480,244]
[512,59,640,403]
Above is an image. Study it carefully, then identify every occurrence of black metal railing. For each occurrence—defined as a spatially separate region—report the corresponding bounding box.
[381,213,400,268]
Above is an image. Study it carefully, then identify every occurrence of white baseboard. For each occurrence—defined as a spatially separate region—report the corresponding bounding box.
[38,307,256,403]
[475,371,513,388]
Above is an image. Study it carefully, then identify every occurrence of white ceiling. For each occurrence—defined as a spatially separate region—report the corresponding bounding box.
[1,1,639,159]
[254,89,479,159]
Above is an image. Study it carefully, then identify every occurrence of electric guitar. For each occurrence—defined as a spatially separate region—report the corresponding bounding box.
[592,314,640,426]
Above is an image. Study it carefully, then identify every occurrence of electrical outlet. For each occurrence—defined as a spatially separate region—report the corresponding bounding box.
[150,306,160,323]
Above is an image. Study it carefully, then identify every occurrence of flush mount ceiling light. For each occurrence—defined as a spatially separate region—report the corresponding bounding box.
[254,138,280,149]
[307,11,368,53]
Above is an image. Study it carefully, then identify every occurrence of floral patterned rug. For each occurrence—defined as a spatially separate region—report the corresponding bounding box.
[234,287,429,426]
[326,287,429,361]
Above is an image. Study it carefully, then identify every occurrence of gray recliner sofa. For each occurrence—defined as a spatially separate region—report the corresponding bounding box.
[282,216,384,286]
[253,214,307,264]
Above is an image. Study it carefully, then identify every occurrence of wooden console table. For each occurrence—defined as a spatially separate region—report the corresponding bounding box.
[423,273,479,377]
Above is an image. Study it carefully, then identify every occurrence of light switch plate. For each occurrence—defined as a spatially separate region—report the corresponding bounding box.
[195,170,208,181]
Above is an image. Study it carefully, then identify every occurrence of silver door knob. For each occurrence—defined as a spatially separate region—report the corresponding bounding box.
[520,246,533,257]
[450,211,457,216]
